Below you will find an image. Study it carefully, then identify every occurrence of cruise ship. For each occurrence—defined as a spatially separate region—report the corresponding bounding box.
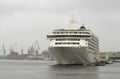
[47,18,100,65]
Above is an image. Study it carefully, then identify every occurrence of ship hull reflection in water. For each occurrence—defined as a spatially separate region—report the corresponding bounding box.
[0,60,120,79]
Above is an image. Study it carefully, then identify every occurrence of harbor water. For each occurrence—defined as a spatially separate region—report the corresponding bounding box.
[0,60,120,79]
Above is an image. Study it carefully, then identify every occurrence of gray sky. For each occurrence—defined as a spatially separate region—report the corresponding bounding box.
[0,0,120,54]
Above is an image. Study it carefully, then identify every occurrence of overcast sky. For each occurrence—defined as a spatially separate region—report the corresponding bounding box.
[0,0,120,54]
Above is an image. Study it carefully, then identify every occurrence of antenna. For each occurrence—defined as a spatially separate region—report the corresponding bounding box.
[69,15,77,23]
[82,23,85,26]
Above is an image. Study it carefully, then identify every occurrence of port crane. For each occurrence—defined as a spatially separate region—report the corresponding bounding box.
[27,40,41,56]
[2,44,6,56]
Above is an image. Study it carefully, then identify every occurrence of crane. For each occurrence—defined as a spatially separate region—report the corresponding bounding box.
[2,44,6,56]
[27,40,41,56]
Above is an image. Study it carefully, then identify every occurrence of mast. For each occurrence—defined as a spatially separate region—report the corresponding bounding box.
[68,16,78,29]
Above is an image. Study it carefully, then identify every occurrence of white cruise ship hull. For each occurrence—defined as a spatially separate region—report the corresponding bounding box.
[49,46,98,65]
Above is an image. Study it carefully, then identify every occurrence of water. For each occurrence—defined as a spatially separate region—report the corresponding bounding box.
[0,60,120,79]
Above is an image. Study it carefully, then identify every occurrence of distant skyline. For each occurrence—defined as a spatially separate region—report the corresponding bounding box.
[0,0,120,55]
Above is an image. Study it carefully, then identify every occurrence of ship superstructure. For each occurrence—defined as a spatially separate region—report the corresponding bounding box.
[47,18,100,64]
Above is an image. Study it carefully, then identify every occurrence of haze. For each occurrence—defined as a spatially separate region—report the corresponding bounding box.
[0,0,120,54]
